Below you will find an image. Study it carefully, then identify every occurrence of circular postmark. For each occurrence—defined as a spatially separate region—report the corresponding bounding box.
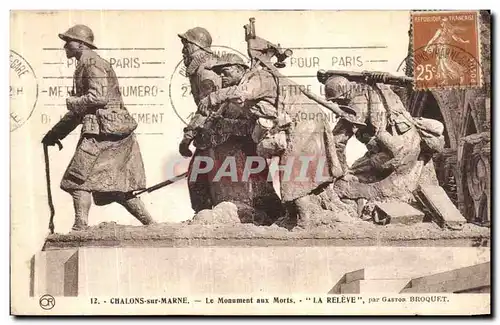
[39,294,55,310]
[397,44,483,91]
[168,45,249,126]
[10,50,38,132]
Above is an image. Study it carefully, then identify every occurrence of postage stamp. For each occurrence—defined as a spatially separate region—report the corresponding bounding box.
[411,10,481,90]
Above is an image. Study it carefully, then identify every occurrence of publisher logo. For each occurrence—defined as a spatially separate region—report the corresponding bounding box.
[39,294,55,310]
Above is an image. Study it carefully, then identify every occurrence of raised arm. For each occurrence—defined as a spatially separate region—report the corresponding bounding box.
[331,119,355,176]
[452,34,469,44]
[206,70,277,109]
[182,69,222,141]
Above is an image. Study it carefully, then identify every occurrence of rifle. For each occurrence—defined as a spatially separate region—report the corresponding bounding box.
[129,171,188,198]
[317,69,414,87]
[243,18,354,117]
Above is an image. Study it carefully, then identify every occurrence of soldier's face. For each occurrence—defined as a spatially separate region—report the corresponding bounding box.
[64,40,82,59]
[220,66,244,87]
[182,41,198,65]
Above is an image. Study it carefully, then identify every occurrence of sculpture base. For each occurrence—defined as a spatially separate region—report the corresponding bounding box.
[43,221,490,250]
[29,222,490,298]
[31,244,490,298]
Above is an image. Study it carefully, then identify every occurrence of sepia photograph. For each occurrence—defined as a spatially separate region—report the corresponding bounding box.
[9,9,491,316]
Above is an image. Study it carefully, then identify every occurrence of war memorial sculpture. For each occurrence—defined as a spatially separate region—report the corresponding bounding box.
[10,10,491,316]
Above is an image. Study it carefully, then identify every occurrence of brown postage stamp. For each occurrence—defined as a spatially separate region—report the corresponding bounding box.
[411,10,481,90]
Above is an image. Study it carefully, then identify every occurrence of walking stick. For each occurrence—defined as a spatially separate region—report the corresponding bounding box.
[43,141,62,234]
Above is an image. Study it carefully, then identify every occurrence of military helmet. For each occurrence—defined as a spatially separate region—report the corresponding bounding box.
[339,105,367,127]
[324,75,354,101]
[58,24,97,49]
[208,53,249,73]
[178,27,212,51]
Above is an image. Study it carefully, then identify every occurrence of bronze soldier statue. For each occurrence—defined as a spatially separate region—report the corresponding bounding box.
[198,53,283,224]
[323,75,389,182]
[324,75,422,182]
[323,74,445,200]
[177,27,222,213]
[197,49,345,228]
[41,24,155,230]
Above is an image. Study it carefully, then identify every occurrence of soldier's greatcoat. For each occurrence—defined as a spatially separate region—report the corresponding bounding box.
[195,100,283,223]
[183,53,282,220]
[182,52,222,212]
[49,50,146,195]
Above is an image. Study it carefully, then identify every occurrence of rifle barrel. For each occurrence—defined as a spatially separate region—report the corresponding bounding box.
[132,172,188,197]
[317,69,413,86]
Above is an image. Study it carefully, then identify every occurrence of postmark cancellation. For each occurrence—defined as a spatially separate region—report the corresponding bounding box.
[10,50,38,132]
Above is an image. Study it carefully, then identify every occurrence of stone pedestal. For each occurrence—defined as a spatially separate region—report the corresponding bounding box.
[30,223,490,297]
[340,280,411,294]
[401,262,490,293]
[31,249,79,297]
[329,268,411,294]
[329,262,490,294]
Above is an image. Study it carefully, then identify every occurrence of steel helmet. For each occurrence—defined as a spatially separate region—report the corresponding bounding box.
[58,24,97,49]
[209,53,249,73]
[324,76,367,127]
[339,105,367,127]
[178,27,212,51]
[324,75,354,101]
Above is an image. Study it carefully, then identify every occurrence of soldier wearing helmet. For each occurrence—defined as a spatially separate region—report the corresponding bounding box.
[178,27,213,69]
[325,75,386,183]
[324,73,434,199]
[197,52,347,229]
[177,27,222,213]
[194,53,253,147]
[326,73,428,180]
[41,24,155,230]
[324,75,379,181]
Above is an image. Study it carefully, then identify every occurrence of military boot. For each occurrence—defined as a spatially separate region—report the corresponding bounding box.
[120,197,156,225]
[294,195,314,229]
[71,190,91,231]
